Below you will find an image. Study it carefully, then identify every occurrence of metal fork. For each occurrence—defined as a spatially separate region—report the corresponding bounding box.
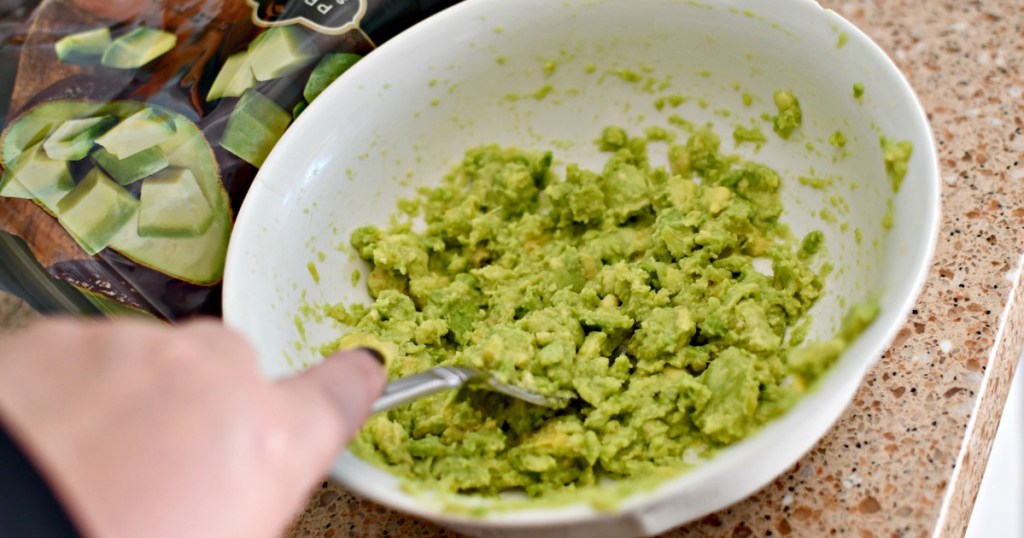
[371,365,567,413]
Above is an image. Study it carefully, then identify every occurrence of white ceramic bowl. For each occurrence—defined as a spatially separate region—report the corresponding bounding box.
[223,0,939,536]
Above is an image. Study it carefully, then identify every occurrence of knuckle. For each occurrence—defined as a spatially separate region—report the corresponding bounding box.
[156,336,204,363]
[249,404,296,463]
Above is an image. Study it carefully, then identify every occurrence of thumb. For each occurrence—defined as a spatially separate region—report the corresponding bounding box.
[276,348,387,466]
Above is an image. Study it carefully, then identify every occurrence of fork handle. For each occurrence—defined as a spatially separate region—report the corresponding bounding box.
[370,366,480,414]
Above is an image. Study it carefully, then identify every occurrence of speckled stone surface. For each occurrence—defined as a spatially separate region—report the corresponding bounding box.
[1,1,1021,537]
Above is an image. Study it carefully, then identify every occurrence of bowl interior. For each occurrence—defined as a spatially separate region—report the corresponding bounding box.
[224,0,938,533]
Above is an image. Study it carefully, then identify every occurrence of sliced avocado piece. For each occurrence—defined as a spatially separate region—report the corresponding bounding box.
[96,108,176,159]
[0,143,75,213]
[110,102,232,284]
[93,146,169,185]
[56,168,139,255]
[138,167,213,237]
[206,50,257,102]
[248,26,318,82]
[1,101,101,166]
[101,27,176,69]
[0,168,33,199]
[42,115,117,161]
[292,99,307,119]
[3,120,54,166]
[4,100,232,284]
[219,89,290,167]
[55,27,112,64]
[303,52,360,103]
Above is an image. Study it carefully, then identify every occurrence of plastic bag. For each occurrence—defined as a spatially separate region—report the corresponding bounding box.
[0,0,459,318]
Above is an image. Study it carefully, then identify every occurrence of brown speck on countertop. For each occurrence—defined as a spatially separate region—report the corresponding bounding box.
[858,496,882,514]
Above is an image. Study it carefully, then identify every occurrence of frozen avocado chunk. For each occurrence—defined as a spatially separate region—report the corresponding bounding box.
[0,172,31,196]
[303,52,360,103]
[0,168,32,199]
[219,89,290,167]
[101,27,176,69]
[206,50,257,102]
[2,119,56,166]
[1,101,99,166]
[55,27,112,64]
[2,99,233,284]
[93,146,169,185]
[138,167,213,237]
[96,108,176,159]
[0,144,75,212]
[56,168,139,255]
[42,115,117,161]
[248,26,318,82]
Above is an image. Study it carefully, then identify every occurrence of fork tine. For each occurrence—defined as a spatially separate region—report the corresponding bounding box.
[477,375,568,408]
[371,365,569,413]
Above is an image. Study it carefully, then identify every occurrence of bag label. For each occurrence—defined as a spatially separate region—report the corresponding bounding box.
[249,0,367,35]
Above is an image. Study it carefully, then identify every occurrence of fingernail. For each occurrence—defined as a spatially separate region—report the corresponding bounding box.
[358,346,386,365]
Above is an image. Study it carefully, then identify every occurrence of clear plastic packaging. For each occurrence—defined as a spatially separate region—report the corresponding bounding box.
[0,0,459,318]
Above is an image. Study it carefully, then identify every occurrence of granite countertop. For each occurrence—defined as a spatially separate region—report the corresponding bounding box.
[2,0,1022,536]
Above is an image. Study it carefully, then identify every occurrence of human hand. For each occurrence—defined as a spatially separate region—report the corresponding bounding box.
[0,317,385,538]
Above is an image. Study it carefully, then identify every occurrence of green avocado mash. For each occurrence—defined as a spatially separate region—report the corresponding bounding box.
[326,124,873,500]
[771,90,802,139]
[880,136,913,192]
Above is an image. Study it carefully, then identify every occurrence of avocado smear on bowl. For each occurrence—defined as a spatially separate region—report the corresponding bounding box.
[324,124,879,505]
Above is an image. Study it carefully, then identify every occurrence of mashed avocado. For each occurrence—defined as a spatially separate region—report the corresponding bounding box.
[880,136,913,192]
[327,124,872,499]
[771,90,802,139]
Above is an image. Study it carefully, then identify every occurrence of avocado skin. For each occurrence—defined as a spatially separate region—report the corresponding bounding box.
[303,53,361,103]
